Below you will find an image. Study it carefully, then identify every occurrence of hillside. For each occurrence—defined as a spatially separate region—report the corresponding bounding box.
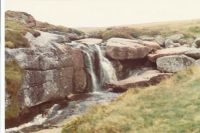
[62,66,200,133]
[80,19,200,33]
[81,19,200,40]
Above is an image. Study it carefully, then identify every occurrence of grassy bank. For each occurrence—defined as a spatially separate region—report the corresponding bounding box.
[62,66,200,133]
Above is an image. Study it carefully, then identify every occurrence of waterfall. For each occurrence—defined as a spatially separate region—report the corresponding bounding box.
[68,42,117,92]
[83,51,100,92]
[94,45,117,85]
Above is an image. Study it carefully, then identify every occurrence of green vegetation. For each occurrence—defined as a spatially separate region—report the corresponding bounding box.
[86,20,200,40]
[99,27,139,40]
[5,60,23,120]
[62,66,200,133]
[36,21,84,36]
[5,20,31,48]
[89,27,161,40]
[188,26,200,34]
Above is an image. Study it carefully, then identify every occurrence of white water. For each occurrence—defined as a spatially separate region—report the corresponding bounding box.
[69,42,117,92]
[94,45,117,85]
[84,51,100,92]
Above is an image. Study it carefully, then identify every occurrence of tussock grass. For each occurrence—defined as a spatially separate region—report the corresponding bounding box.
[5,20,31,48]
[62,66,200,133]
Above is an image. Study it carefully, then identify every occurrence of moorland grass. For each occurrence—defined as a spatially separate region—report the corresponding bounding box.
[87,20,200,40]
[5,20,31,48]
[62,66,200,133]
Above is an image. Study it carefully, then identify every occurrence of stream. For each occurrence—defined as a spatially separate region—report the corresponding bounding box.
[6,37,120,133]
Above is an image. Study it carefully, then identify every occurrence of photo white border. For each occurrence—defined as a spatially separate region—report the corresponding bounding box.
[1,0,5,132]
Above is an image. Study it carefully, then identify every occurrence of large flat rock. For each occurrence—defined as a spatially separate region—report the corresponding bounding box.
[105,70,171,92]
[106,38,155,60]
[148,47,195,62]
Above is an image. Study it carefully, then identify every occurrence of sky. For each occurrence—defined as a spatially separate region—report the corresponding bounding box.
[6,0,200,28]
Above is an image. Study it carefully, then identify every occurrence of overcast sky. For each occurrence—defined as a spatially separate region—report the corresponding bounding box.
[6,0,200,28]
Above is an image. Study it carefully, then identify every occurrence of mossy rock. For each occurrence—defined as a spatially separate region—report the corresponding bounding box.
[5,60,23,120]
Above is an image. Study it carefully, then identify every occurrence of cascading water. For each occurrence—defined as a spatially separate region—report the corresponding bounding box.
[83,51,100,92]
[68,42,101,92]
[69,42,117,92]
[94,45,117,85]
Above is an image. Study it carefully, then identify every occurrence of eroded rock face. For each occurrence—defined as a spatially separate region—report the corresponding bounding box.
[156,55,195,73]
[106,38,152,60]
[105,70,171,92]
[6,31,89,108]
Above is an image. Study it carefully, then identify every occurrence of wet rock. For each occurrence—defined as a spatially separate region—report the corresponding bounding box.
[46,104,61,118]
[106,38,151,60]
[110,60,124,79]
[156,55,195,73]
[148,47,194,62]
[105,70,171,92]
